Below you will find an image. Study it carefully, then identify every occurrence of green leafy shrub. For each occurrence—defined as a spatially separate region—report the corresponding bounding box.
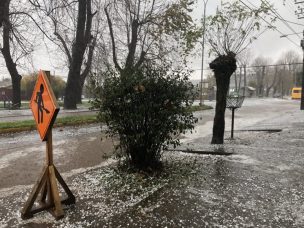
[93,64,197,170]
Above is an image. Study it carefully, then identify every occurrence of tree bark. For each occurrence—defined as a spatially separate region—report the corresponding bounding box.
[0,0,8,27]
[273,86,277,97]
[76,75,86,104]
[105,5,146,76]
[210,52,237,144]
[64,0,94,109]
[77,38,96,104]
[1,0,21,108]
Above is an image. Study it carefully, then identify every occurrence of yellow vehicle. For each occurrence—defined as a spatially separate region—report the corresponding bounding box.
[291,87,302,99]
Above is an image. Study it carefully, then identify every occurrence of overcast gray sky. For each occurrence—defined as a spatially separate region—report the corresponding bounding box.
[0,0,303,81]
[191,0,304,79]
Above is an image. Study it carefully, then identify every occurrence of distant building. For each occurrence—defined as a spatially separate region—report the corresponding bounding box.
[0,79,13,102]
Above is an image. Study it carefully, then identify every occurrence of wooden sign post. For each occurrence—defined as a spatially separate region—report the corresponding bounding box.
[21,70,75,220]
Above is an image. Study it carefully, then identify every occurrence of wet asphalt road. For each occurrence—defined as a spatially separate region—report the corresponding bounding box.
[1,98,304,227]
[0,124,114,189]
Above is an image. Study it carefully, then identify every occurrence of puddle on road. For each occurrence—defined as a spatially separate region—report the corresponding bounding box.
[0,145,44,170]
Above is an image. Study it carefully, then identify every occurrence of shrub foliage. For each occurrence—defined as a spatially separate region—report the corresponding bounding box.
[93,64,197,170]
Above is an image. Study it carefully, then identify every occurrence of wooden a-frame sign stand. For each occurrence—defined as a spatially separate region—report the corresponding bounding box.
[21,71,75,220]
[21,130,76,220]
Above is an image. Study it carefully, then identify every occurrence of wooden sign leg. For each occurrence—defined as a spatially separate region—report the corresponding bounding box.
[21,130,75,220]
[21,166,48,219]
[49,165,64,219]
[54,166,75,205]
[38,179,48,203]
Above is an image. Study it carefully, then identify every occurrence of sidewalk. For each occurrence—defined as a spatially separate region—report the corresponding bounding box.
[1,101,304,227]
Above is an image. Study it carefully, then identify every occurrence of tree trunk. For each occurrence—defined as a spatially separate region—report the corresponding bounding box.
[76,41,96,104]
[11,76,21,107]
[64,70,81,109]
[212,74,230,144]
[76,76,86,104]
[210,52,237,144]
[64,0,94,109]
[76,90,83,104]
[0,0,8,27]
[265,84,270,97]
[1,0,21,109]
[267,67,278,98]
[273,86,277,97]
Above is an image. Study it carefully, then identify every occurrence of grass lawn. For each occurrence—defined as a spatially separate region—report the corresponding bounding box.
[0,100,92,109]
[0,115,99,134]
[188,104,213,112]
[0,104,212,134]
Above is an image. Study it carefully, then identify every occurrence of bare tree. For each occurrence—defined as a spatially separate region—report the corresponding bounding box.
[30,0,99,109]
[265,66,278,97]
[279,50,301,87]
[205,0,273,144]
[0,0,36,108]
[104,0,200,77]
[237,49,252,96]
[252,56,272,97]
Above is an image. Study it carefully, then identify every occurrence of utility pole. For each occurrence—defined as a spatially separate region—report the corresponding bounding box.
[199,0,208,106]
[243,65,247,96]
[301,35,304,109]
[295,1,304,109]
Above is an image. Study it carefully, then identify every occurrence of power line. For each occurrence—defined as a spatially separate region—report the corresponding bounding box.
[283,0,302,22]
[244,0,301,41]
[277,18,304,27]
[260,0,301,39]
[248,0,301,39]
[280,31,302,37]
[244,62,302,69]
[192,62,303,71]
[239,0,300,47]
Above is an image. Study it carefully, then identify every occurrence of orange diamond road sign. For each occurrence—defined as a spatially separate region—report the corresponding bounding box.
[30,70,59,141]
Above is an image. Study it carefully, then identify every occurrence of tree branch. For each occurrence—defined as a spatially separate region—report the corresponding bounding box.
[81,37,96,81]
[125,18,139,68]
[9,11,53,41]
[54,21,72,65]
[105,5,122,71]
[134,50,146,69]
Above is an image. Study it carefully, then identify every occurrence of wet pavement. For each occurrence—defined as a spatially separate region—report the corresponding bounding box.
[0,124,114,189]
[1,98,304,227]
[0,108,98,123]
